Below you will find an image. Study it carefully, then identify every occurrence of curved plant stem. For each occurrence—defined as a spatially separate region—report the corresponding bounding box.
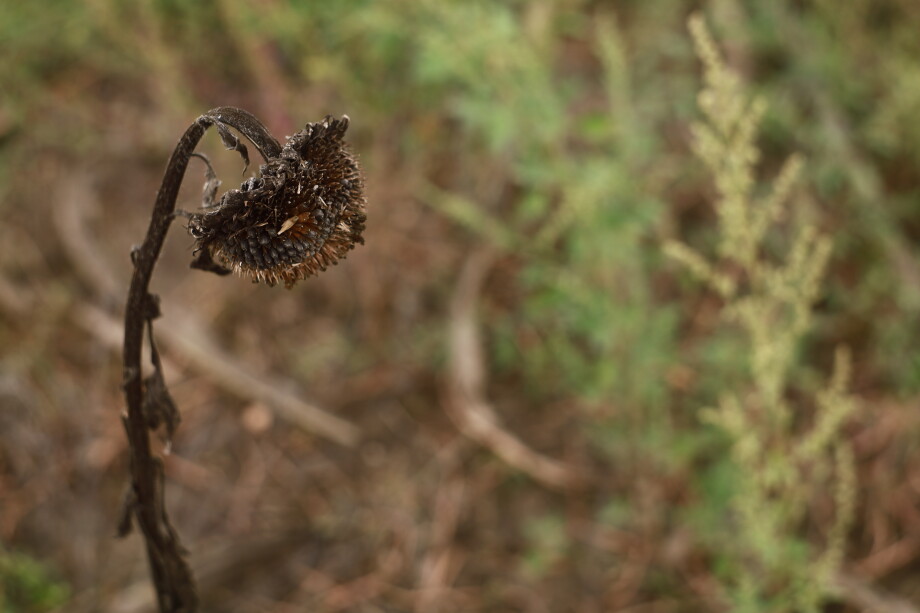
[121,108,278,613]
[206,106,283,160]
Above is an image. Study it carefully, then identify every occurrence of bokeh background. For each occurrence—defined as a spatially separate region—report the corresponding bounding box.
[1,1,919,611]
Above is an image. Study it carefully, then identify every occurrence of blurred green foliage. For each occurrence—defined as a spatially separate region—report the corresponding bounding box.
[0,549,69,613]
[1,0,919,610]
[668,16,857,609]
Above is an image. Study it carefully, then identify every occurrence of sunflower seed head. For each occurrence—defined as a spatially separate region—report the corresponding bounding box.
[188,116,366,288]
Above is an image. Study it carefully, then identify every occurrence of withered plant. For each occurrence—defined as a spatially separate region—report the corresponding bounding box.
[119,107,365,612]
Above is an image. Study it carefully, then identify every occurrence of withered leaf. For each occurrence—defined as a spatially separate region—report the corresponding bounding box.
[142,320,180,442]
[190,247,232,276]
[143,292,161,321]
[116,485,137,538]
[214,120,250,175]
[191,152,221,209]
[141,367,179,440]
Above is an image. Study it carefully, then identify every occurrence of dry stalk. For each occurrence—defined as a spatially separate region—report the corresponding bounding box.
[444,246,580,491]
[119,107,366,612]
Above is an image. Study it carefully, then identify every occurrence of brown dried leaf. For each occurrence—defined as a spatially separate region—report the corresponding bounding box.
[214,120,250,175]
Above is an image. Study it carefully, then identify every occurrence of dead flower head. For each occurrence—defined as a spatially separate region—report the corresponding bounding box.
[188,115,366,288]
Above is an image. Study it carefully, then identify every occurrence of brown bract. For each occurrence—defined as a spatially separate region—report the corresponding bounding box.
[188,115,366,288]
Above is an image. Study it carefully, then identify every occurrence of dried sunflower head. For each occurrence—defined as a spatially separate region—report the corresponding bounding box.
[188,115,366,288]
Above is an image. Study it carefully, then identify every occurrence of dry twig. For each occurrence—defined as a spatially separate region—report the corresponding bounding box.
[444,246,580,490]
[831,572,920,613]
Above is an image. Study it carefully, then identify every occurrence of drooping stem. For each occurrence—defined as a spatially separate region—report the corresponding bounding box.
[121,108,279,612]
[206,106,283,161]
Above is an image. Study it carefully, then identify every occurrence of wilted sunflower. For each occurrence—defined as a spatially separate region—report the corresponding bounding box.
[188,115,366,288]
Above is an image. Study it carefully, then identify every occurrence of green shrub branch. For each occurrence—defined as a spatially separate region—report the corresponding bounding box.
[667,15,858,612]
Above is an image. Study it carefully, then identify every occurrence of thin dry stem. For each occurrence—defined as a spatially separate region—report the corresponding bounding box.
[121,108,280,612]
[444,246,580,491]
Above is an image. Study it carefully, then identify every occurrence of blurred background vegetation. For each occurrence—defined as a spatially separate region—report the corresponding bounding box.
[1,0,919,611]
